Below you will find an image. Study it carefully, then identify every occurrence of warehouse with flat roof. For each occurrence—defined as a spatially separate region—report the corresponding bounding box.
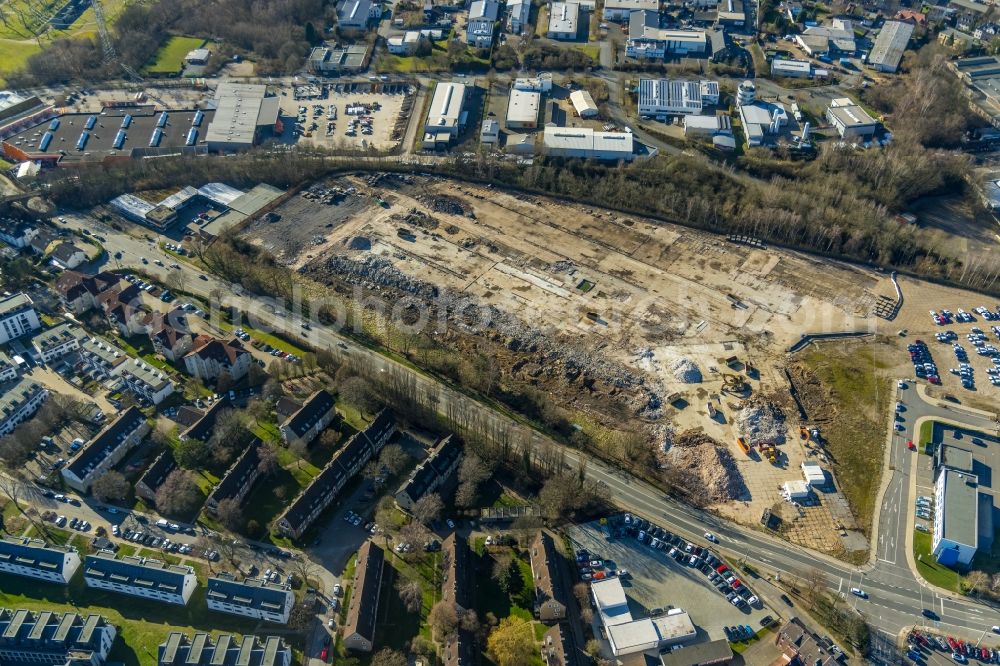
[825,98,878,140]
[506,88,541,128]
[867,20,913,73]
[933,469,979,567]
[548,2,580,39]
[2,107,214,166]
[205,82,281,152]
[423,82,468,148]
[542,127,635,160]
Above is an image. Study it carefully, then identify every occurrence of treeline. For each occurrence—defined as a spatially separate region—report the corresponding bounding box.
[8,0,326,86]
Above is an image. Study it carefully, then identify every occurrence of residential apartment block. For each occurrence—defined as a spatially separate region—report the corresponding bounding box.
[118,358,175,405]
[277,410,395,538]
[0,352,18,383]
[0,536,81,584]
[159,632,292,666]
[205,441,263,513]
[0,378,48,436]
[279,390,337,449]
[395,435,462,511]
[29,321,86,364]
[206,573,295,624]
[0,608,116,666]
[343,541,384,653]
[184,337,251,382]
[83,552,197,606]
[0,292,41,344]
[529,531,568,622]
[135,450,177,502]
[62,407,150,492]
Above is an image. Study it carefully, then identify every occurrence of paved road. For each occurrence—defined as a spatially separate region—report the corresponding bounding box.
[60,215,1000,645]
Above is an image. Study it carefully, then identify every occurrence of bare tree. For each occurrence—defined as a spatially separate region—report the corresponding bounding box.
[257,443,279,476]
[966,570,990,596]
[428,600,459,639]
[412,493,444,525]
[378,444,410,476]
[396,579,423,613]
[155,470,203,518]
[215,498,244,531]
[339,375,382,416]
[90,471,130,502]
[370,648,407,666]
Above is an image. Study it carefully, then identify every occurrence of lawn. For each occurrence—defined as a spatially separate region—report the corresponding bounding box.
[573,44,601,60]
[918,420,935,450]
[795,345,890,535]
[373,552,440,652]
[144,36,207,75]
[913,530,962,592]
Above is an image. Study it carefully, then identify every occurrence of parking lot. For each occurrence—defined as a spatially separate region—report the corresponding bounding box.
[905,304,1000,398]
[277,82,415,151]
[566,520,773,644]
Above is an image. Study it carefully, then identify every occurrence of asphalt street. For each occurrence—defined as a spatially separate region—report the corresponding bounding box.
[55,213,1000,645]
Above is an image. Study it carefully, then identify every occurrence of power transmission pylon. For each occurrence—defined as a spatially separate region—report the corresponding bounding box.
[91,0,143,82]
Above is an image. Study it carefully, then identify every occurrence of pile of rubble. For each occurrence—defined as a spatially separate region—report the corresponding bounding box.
[423,195,465,216]
[735,397,787,446]
[306,253,664,414]
[671,357,702,383]
[665,429,749,503]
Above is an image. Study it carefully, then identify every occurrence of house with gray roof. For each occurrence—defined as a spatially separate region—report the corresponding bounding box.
[279,390,337,449]
[395,435,462,511]
[159,632,291,666]
[206,441,264,513]
[136,449,177,503]
[63,407,150,492]
[0,608,116,666]
[206,573,295,623]
[0,537,81,584]
[343,540,384,652]
[277,409,394,539]
[83,552,197,605]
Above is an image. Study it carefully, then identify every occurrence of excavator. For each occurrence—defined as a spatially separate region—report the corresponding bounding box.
[721,373,748,394]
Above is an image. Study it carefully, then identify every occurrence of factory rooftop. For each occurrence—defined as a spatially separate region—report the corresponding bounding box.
[1,107,213,165]
[940,469,979,547]
[867,20,914,72]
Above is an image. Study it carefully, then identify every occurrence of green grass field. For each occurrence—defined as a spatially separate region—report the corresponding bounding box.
[144,35,206,75]
[0,0,129,82]
[913,530,962,592]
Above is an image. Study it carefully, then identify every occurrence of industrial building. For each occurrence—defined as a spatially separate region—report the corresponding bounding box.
[602,0,658,21]
[508,0,530,33]
[867,20,914,73]
[0,608,117,666]
[1,107,215,166]
[423,82,468,148]
[771,58,812,78]
[933,469,980,567]
[207,574,295,624]
[796,19,856,56]
[825,98,878,141]
[506,87,542,128]
[204,82,280,152]
[627,11,706,59]
[337,0,378,29]
[736,80,788,147]
[570,89,599,118]
[83,552,197,606]
[467,0,500,47]
[0,537,81,584]
[481,119,500,144]
[683,114,732,137]
[591,578,696,657]
[717,0,745,26]
[548,2,581,39]
[307,44,370,74]
[637,79,718,116]
[542,127,635,160]
[159,632,292,666]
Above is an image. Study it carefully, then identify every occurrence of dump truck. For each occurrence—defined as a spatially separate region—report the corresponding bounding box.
[737,437,751,455]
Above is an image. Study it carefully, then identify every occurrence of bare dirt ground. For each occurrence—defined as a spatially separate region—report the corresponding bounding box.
[241,173,1000,555]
